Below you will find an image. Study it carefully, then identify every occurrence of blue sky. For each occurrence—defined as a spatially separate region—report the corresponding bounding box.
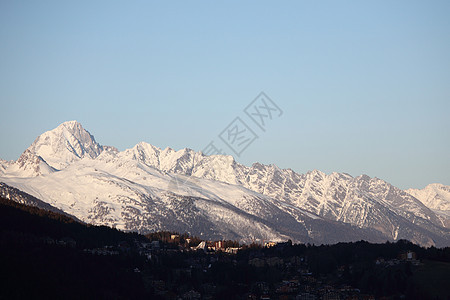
[1,1,449,189]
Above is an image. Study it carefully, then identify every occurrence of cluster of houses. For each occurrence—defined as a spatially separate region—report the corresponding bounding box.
[248,279,368,300]
[192,240,240,254]
[79,236,420,299]
[375,250,420,267]
[83,245,119,256]
[245,254,371,300]
[44,236,76,248]
[81,235,243,261]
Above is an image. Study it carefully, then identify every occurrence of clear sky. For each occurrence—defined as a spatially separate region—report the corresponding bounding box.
[1,1,449,189]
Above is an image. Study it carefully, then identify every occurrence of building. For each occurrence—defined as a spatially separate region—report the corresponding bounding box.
[399,251,417,261]
[214,241,223,250]
[265,241,277,248]
[194,241,207,251]
[225,247,239,254]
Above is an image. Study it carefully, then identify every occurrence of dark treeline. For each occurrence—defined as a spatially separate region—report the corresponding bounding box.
[236,240,450,298]
[0,196,144,248]
[1,196,449,299]
[0,197,149,299]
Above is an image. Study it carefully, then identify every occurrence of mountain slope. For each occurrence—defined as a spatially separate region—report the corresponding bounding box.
[24,120,115,170]
[117,143,445,229]
[406,184,450,211]
[0,194,151,299]
[115,143,448,243]
[5,149,56,177]
[1,121,449,247]
[0,159,11,175]
[406,184,450,228]
[1,155,391,245]
[0,182,79,220]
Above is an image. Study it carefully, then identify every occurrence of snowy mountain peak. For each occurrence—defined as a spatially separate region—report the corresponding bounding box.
[162,147,174,153]
[1,121,449,246]
[26,121,105,170]
[60,120,82,129]
[6,149,55,177]
[0,159,12,175]
[356,174,371,181]
[406,184,450,211]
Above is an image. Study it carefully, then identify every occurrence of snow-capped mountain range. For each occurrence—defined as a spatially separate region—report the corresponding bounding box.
[406,184,450,228]
[1,121,449,246]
